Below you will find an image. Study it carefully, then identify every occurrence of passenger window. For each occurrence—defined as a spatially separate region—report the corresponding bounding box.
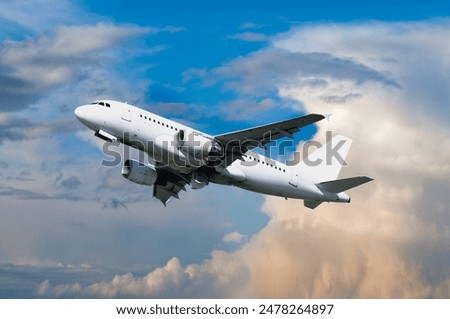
[106,103,110,107]
[99,102,105,106]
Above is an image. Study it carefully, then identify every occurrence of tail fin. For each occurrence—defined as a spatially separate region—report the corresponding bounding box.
[298,135,352,183]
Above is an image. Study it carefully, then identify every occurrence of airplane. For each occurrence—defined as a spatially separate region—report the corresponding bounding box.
[74,100,372,209]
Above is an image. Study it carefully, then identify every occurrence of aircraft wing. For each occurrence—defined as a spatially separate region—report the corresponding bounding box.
[214,113,324,158]
[153,168,188,206]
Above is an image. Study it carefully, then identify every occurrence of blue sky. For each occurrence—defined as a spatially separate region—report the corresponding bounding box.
[1,0,450,298]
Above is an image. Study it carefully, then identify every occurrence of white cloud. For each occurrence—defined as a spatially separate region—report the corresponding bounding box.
[39,257,188,298]
[266,21,450,296]
[273,20,450,121]
[48,23,152,57]
[240,22,266,30]
[0,0,83,34]
[0,23,153,112]
[0,23,150,89]
[228,32,268,42]
[223,231,245,244]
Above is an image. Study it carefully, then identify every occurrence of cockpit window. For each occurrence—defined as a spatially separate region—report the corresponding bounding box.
[90,101,110,107]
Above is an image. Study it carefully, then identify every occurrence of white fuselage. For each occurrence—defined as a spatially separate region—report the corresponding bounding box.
[75,100,347,203]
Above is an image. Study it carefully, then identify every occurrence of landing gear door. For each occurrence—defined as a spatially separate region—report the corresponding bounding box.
[289,168,299,187]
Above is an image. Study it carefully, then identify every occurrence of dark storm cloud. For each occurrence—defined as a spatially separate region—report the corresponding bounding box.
[102,198,128,210]
[0,186,50,200]
[0,116,78,143]
[183,48,400,120]
[199,48,401,93]
[60,176,81,190]
[321,93,363,104]
[0,71,43,112]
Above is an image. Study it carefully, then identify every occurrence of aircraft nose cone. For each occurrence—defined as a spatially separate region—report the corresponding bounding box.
[74,105,91,127]
[74,105,88,122]
[74,106,82,120]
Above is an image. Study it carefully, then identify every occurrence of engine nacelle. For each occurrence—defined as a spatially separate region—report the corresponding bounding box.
[121,159,157,186]
[176,130,222,159]
[190,171,208,189]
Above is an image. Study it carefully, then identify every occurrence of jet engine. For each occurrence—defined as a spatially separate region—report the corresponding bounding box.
[121,159,157,186]
[176,129,222,159]
[190,170,208,189]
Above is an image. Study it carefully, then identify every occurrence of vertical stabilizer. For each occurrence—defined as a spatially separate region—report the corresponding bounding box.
[297,135,352,183]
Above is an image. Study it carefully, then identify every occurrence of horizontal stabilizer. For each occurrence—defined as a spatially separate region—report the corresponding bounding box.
[319,176,373,193]
[304,200,323,209]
